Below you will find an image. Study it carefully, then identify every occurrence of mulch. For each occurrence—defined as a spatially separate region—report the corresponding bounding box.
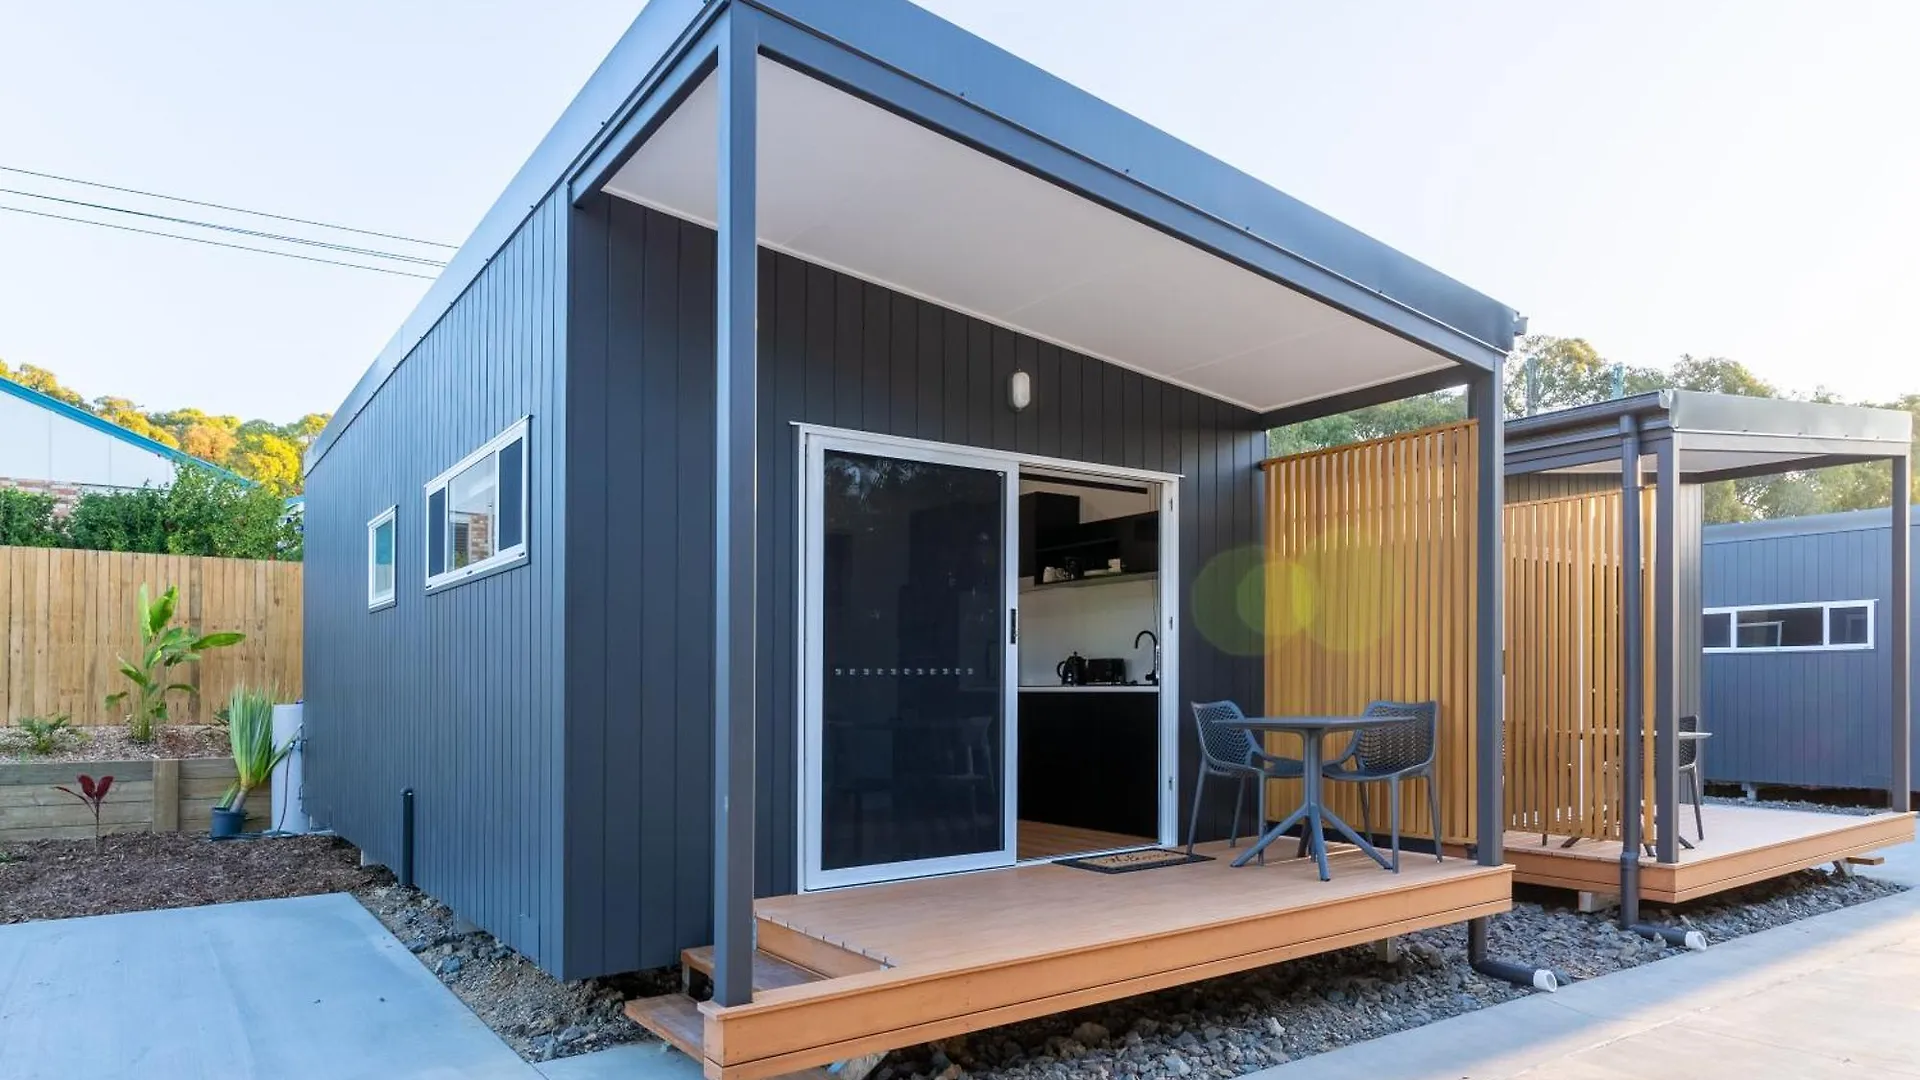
[0,832,385,924]
[0,723,229,764]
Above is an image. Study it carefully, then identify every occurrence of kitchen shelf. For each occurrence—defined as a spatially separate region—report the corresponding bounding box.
[1019,570,1158,594]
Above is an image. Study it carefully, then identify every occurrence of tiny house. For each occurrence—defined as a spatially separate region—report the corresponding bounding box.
[303,1,1530,1074]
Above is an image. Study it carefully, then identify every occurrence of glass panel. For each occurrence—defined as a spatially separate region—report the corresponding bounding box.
[497,438,524,551]
[1701,612,1731,650]
[448,454,498,569]
[819,450,1006,872]
[1829,604,1871,646]
[371,519,395,600]
[427,489,446,577]
[1734,606,1822,648]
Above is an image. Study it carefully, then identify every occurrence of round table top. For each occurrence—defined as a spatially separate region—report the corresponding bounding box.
[1230,715,1383,734]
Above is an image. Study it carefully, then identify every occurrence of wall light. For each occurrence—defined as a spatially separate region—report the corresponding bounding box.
[1008,370,1032,412]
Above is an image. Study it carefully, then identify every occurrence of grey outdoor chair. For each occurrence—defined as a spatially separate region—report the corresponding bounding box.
[1679,714,1708,842]
[1320,700,1441,871]
[1186,701,1305,860]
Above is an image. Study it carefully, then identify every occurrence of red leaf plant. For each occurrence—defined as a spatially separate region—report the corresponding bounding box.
[53,774,114,854]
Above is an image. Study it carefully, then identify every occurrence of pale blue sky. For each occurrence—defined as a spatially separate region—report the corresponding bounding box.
[1,1,1914,423]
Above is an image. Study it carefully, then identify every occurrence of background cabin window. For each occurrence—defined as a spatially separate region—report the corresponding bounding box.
[367,507,396,610]
[1703,600,1874,653]
[425,418,529,590]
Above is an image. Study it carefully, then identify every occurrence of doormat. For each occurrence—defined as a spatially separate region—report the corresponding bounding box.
[1055,848,1213,874]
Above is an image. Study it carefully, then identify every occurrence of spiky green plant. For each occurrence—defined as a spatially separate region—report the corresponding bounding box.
[219,685,290,816]
[102,584,245,743]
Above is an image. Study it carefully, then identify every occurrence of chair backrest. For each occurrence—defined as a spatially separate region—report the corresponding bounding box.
[1353,700,1439,773]
[1190,700,1259,772]
[1678,714,1701,769]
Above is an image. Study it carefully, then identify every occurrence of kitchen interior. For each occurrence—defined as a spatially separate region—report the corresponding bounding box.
[1017,473,1163,860]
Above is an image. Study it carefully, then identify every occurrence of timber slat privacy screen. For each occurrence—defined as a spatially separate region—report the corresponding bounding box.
[0,546,302,727]
[1503,491,1654,843]
[1262,421,1479,845]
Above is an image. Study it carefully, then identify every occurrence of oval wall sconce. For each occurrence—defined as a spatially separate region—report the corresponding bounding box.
[1009,370,1032,412]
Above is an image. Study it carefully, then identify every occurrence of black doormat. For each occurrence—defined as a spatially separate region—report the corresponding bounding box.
[1055,848,1214,874]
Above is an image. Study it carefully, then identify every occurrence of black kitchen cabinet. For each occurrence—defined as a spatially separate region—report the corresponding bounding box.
[1017,690,1159,837]
[1019,492,1081,578]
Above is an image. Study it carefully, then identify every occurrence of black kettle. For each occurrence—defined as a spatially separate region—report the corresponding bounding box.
[1056,652,1086,686]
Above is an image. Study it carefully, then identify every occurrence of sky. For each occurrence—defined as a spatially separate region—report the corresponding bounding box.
[0,1,1915,423]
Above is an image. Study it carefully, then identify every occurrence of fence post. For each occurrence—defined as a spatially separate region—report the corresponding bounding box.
[151,758,180,832]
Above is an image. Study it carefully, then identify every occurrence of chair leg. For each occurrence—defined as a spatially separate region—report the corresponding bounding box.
[1388,781,1402,872]
[1357,783,1372,840]
[1257,774,1269,866]
[1229,776,1247,848]
[1186,761,1207,856]
[1426,770,1443,862]
[1687,770,1705,841]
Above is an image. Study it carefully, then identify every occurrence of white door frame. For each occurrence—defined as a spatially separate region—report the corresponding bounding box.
[794,423,1183,891]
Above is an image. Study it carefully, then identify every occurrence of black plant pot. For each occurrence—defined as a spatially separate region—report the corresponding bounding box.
[210,807,247,839]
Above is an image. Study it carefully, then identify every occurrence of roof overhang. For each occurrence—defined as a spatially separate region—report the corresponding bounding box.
[308,0,1520,469]
[1505,390,1913,482]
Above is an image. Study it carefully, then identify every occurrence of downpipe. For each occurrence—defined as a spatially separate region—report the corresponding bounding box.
[1468,916,1559,992]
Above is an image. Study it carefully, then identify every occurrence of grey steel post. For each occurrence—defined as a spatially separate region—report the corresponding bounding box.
[711,8,759,1010]
[1894,452,1912,812]
[1467,368,1505,868]
[1617,416,1645,927]
[1653,441,1680,865]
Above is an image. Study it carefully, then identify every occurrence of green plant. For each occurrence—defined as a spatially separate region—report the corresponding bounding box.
[103,584,245,744]
[219,685,290,816]
[54,774,114,853]
[0,487,63,547]
[11,714,77,755]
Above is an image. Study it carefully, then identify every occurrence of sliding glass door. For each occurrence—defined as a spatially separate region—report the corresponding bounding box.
[801,433,1018,890]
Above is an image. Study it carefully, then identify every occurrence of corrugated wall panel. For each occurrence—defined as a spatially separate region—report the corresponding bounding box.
[304,190,569,972]
[565,197,1266,976]
[1703,515,1918,791]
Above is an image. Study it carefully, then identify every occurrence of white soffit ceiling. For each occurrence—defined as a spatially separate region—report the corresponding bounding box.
[603,59,1457,415]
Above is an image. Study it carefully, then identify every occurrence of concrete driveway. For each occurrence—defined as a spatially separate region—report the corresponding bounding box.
[0,890,703,1080]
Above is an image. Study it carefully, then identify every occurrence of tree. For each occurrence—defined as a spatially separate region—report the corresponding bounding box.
[0,488,62,547]
[1269,391,1464,457]
[162,465,302,560]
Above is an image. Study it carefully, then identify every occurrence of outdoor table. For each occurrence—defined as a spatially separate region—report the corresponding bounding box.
[1226,716,1396,880]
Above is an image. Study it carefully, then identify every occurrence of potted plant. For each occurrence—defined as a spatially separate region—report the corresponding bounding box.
[213,686,290,839]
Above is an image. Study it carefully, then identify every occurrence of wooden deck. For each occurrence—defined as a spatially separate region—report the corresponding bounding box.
[1014,820,1154,860]
[630,842,1511,1079]
[1497,804,1915,903]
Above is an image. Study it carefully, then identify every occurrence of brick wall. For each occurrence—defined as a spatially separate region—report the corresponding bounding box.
[0,476,89,516]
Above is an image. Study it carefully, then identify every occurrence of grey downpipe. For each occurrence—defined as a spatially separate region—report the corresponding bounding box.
[1469,917,1559,991]
[1615,415,1706,952]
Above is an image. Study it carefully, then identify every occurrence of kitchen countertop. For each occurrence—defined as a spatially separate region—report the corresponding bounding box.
[1019,684,1160,693]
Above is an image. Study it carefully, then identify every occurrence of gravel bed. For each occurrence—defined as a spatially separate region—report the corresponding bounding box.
[0,723,227,764]
[356,883,676,1063]
[0,833,377,922]
[866,868,1904,1080]
[1704,793,1884,817]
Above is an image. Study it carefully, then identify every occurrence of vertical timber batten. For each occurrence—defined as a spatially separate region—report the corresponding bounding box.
[1468,371,1504,868]
[1895,453,1913,812]
[713,9,760,1010]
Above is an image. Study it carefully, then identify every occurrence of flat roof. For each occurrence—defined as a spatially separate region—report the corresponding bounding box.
[310,0,1520,470]
[1505,389,1912,482]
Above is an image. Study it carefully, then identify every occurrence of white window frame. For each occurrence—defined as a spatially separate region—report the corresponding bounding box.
[1703,599,1876,654]
[424,417,530,592]
[367,505,398,611]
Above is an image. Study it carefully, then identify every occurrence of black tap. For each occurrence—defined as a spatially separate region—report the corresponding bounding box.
[1134,629,1160,685]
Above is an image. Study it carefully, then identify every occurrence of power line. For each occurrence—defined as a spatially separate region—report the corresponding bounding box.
[0,203,439,280]
[0,164,457,249]
[0,187,447,267]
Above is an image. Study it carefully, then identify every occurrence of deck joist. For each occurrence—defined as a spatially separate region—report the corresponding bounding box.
[675,843,1510,1080]
[1498,805,1914,904]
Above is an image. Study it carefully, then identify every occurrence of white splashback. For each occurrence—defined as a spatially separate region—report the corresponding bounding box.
[1018,577,1160,685]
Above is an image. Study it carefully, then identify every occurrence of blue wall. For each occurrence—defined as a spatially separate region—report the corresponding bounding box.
[1701,506,1919,791]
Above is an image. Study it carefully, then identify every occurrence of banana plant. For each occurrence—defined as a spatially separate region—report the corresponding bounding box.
[103,584,245,744]
[220,685,290,816]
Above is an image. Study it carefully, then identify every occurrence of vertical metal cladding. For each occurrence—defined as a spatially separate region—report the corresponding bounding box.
[1703,510,1920,791]
[304,190,569,972]
[564,196,1268,977]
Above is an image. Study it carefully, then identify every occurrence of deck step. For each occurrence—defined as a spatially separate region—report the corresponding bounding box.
[623,994,705,1059]
[682,945,825,993]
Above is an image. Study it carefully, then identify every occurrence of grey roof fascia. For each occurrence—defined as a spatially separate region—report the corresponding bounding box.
[1703,503,1920,544]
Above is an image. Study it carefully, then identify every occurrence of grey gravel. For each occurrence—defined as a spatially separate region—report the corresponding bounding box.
[865,867,1904,1080]
[1704,793,1884,817]
[356,883,675,1063]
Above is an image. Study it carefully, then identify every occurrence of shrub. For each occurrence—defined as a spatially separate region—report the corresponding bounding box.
[220,685,290,816]
[103,584,245,743]
[0,488,62,547]
[8,714,78,755]
[64,487,168,553]
[53,774,114,853]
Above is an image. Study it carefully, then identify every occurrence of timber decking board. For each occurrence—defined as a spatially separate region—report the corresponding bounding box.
[681,946,824,993]
[625,995,705,1058]
[1498,804,1914,902]
[1015,821,1154,861]
[706,843,1511,1078]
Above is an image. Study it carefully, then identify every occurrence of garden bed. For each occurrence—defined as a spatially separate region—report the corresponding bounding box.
[0,754,268,842]
[0,724,227,764]
[0,832,377,923]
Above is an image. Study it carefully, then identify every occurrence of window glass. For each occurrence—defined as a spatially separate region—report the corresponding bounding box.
[1829,604,1871,646]
[1735,606,1823,648]
[1702,612,1731,650]
[370,514,396,606]
[497,437,524,551]
[448,455,498,570]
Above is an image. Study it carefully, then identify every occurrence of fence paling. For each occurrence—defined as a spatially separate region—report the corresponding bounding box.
[0,546,302,727]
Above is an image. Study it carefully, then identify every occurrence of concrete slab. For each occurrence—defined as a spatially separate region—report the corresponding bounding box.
[536,1041,702,1080]
[1252,886,1920,1080]
[0,892,536,1080]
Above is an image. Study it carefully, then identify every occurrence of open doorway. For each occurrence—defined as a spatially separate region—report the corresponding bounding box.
[1016,472,1165,860]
